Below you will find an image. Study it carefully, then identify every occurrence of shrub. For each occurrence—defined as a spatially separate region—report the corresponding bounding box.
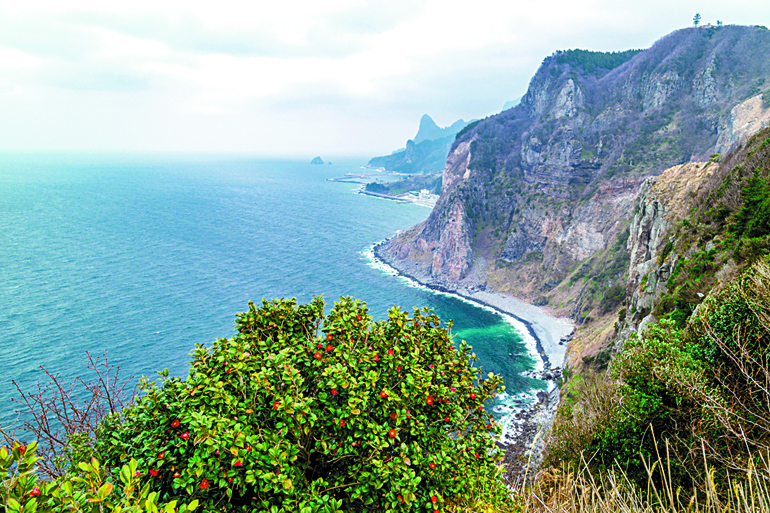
[0,442,198,513]
[599,283,625,313]
[95,296,508,512]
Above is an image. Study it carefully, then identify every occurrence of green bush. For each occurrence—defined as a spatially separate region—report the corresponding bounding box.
[0,442,198,513]
[95,296,508,512]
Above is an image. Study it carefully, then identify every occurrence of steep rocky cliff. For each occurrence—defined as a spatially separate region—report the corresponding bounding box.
[377,25,770,324]
[568,127,770,372]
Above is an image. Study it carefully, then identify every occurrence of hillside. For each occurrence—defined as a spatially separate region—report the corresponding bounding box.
[376,25,770,326]
[544,127,770,493]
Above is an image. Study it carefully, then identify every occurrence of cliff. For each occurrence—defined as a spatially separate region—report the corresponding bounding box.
[544,126,770,487]
[377,26,770,326]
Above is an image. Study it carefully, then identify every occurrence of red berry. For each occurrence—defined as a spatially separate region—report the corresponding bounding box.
[158,451,165,459]
[17,445,26,455]
[181,432,190,440]
[374,354,380,361]
[339,419,346,427]
[431,495,438,503]
[486,424,492,429]
[388,429,396,438]
[331,388,338,395]
[273,401,280,409]
[429,462,436,469]
[227,477,233,482]
[174,472,181,478]
[327,334,333,341]
[390,412,397,421]
[233,460,243,467]
[314,352,322,359]
[318,343,324,348]
[171,419,180,428]
[200,478,209,490]
[326,344,333,352]
[469,392,476,400]
[426,395,434,405]
[388,349,394,356]
[150,469,158,477]
[357,315,362,320]
[380,390,388,398]
[29,487,41,496]
[444,416,450,422]
[134,471,141,476]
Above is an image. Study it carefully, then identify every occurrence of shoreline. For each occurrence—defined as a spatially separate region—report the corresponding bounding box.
[370,240,574,482]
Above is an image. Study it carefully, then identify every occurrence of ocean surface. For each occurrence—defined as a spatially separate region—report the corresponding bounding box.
[0,154,541,430]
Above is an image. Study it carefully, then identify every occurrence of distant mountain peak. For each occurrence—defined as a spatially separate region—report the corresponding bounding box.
[414,114,469,144]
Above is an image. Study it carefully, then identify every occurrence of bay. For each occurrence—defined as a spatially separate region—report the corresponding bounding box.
[0,154,538,428]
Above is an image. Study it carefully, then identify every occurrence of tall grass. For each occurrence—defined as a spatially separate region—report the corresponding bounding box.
[517,443,770,513]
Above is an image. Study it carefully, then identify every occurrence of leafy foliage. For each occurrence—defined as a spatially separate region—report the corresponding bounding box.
[95,296,508,512]
[0,442,198,513]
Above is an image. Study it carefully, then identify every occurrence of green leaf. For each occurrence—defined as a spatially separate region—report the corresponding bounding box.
[6,498,21,513]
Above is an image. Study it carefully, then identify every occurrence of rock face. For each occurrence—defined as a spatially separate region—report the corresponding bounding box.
[310,156,324,165]
[379,26,770,321]
[715,95,770,154]
[620,162,717,335]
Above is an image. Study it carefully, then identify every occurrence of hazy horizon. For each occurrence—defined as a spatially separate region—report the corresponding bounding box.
[1,0,768,157]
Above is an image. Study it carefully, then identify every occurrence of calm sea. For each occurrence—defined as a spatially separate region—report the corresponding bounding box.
[0,155,539,429]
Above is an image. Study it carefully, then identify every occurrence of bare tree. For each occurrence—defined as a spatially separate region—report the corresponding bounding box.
[0,351,135,478]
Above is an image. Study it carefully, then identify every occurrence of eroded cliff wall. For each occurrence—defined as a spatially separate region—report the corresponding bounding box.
[377,25,770,323]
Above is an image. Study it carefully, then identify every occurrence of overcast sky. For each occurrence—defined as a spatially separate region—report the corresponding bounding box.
[0,0,768,157]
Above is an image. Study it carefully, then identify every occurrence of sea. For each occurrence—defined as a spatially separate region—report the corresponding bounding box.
[0,154,542,434]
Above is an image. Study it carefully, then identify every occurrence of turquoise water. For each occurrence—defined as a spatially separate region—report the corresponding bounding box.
[0,155,539,428]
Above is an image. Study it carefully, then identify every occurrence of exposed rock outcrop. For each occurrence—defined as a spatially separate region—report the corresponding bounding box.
[620,162,717,335]
[715,94,770,154]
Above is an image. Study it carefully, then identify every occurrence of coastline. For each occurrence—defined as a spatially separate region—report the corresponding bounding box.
[370,239,574,482]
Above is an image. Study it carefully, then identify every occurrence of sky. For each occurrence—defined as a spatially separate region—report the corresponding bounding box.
[0,0,768,157]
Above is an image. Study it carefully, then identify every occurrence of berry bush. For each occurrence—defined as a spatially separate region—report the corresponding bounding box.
[95,296,508,512]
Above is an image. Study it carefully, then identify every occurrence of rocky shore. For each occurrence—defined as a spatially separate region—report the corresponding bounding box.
[371,240,574,483]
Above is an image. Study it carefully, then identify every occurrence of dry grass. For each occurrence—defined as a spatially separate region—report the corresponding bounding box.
[514,445,770,513]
